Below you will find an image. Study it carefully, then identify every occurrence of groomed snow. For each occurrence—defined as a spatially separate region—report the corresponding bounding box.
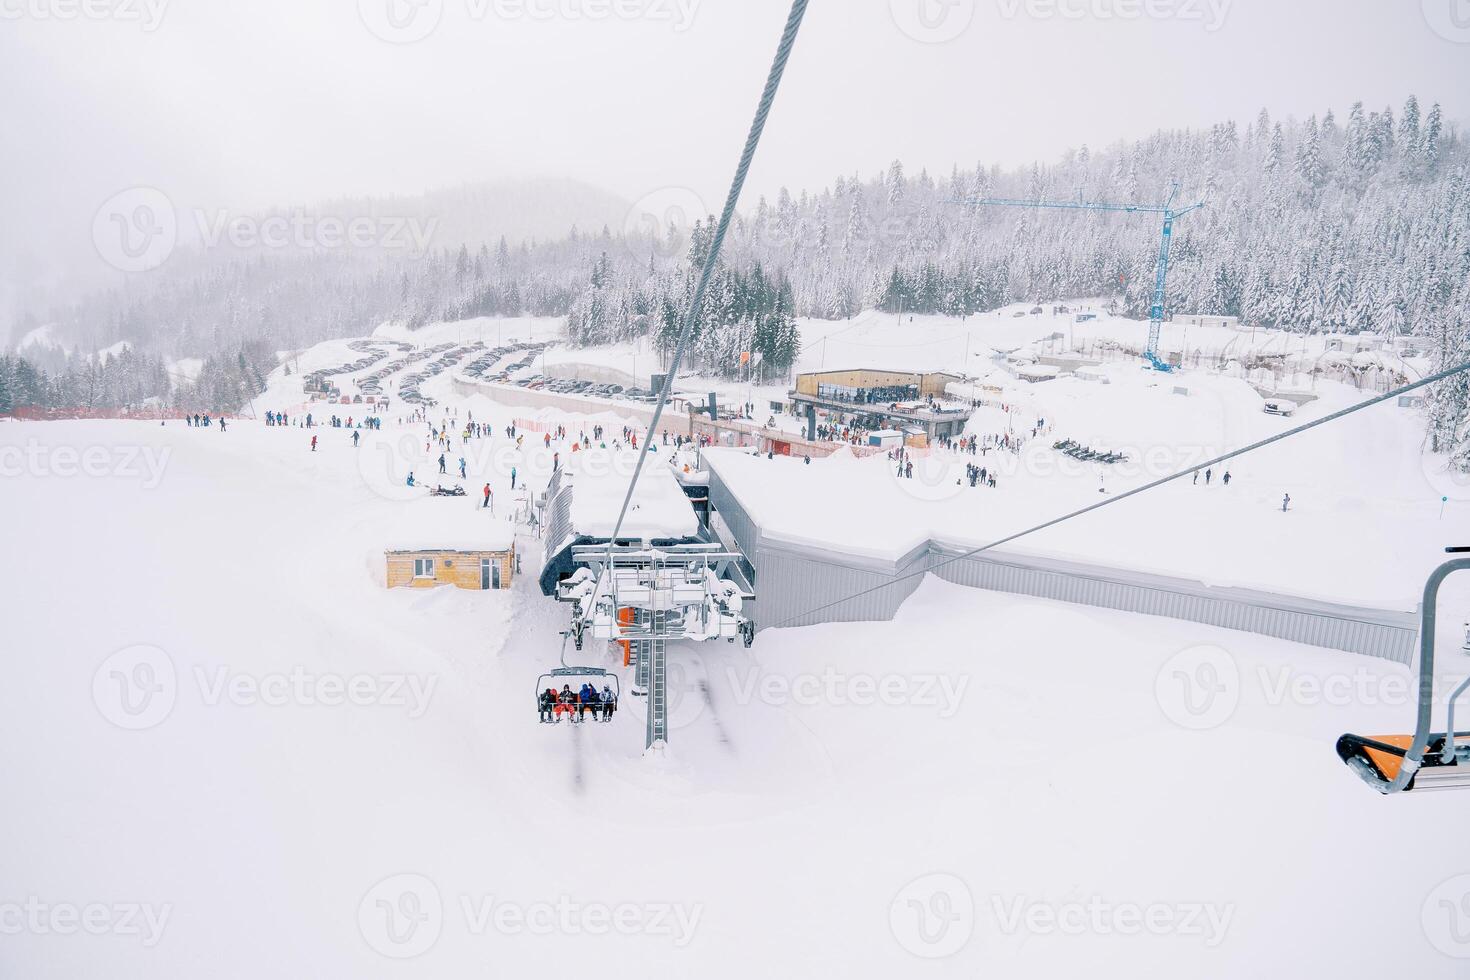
[3,411,1469,977]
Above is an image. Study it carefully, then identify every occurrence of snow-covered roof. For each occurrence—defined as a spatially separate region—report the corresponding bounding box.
[565,461,699,542]
[382,501,516,553]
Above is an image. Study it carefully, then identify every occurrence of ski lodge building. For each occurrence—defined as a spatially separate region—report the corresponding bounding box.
[788,369,973,444]
[383,503,517,591]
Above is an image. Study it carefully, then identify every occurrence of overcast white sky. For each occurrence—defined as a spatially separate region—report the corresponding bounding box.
[3,0,1468,301]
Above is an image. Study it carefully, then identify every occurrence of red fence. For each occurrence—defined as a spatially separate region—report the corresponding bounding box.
[1,406,223,422]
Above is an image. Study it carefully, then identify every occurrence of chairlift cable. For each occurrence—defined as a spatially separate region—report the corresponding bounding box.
[606,0,810,550]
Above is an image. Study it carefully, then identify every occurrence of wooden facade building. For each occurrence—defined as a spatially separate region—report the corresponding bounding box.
[384,503,516,591]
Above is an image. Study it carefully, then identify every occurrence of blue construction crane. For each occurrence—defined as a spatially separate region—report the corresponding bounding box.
[954,182,1205,372]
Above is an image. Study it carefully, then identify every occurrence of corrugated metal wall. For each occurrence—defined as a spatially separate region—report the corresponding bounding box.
[705,464,1419,663]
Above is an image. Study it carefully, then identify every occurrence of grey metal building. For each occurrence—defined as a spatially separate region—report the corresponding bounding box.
[706,457,1420,664]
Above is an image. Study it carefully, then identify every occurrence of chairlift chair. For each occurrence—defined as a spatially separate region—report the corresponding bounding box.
[1337,549,1470,793]
[535,666,621,726]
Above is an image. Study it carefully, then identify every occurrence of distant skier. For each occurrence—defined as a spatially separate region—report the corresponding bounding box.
[459,457,467,479]
[310,435,318,452]
[438,453,447,475]
[1222,471,1231,486]
[1205,468,1212,485]
[406,472,416,487]
[218,417,226,432]
[1193,470,1199,485]
[483,484,493,511]
[352,430,360,448]
[511,466,518,490]
[1282,493,1291,512]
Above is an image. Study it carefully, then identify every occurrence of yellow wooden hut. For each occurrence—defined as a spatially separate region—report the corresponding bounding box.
[384,502,516,591]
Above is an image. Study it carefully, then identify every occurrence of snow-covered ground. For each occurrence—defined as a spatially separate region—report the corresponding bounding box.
[704,359,1465,608]
[5,325,1470,977]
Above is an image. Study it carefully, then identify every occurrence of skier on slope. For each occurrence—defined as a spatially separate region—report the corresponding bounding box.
[438,454,447,475]
[311,435,318,452]
[352,430,360,448]
[458,457,467,479]
[406,472,416,487]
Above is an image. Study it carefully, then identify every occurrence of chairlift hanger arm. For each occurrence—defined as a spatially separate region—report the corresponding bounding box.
[1391,555,1470,792]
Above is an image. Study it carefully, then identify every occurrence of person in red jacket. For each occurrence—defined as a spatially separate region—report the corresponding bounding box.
[482,484,493,511]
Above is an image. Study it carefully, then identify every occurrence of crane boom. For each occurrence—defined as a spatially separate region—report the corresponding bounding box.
[954,183,1205,368]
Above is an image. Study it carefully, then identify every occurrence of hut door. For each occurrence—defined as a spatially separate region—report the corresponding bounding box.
[492,561,502,590]
[481,559,491,590]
